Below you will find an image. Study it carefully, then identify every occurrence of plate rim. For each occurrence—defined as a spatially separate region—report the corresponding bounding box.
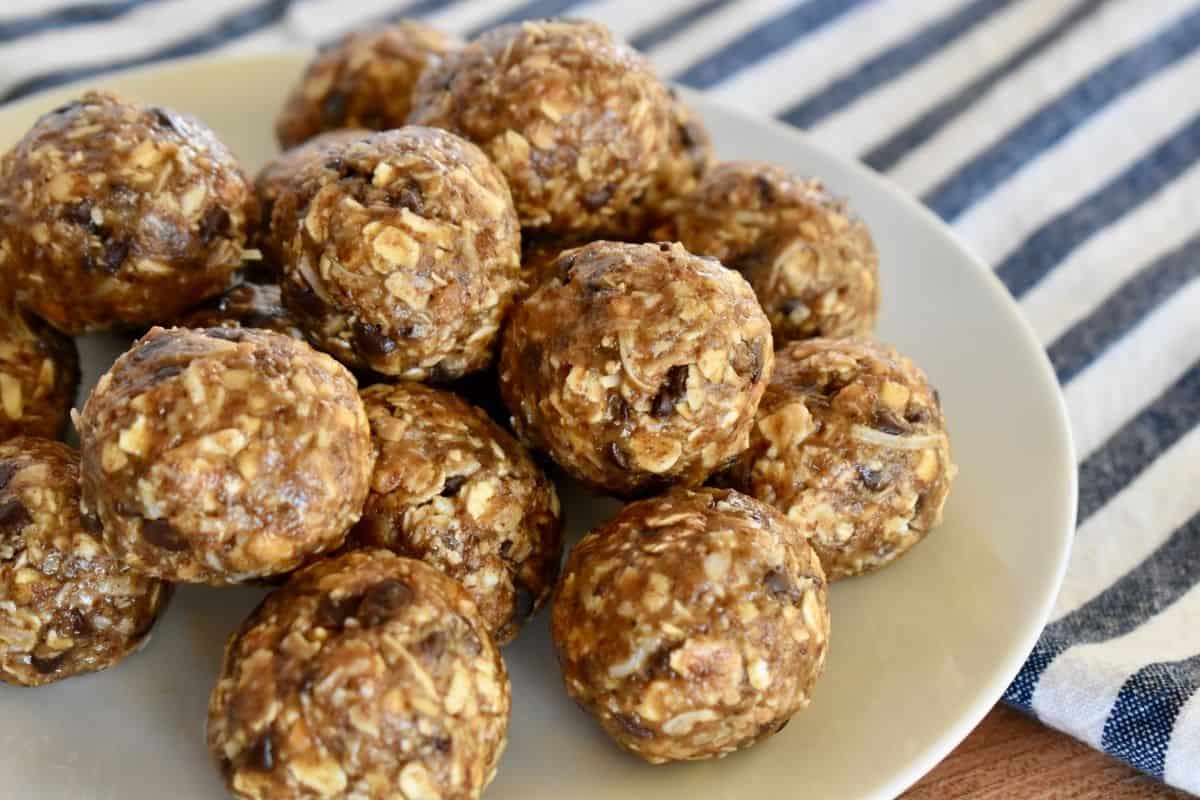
[0,48,1079,800]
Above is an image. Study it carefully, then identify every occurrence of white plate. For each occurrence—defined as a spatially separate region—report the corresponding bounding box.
[0,51,1076,800]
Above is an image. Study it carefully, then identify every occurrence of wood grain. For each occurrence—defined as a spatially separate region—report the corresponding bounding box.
[903,705,1193,799]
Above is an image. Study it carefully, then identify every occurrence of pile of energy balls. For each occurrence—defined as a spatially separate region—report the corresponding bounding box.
[0,17,957,800]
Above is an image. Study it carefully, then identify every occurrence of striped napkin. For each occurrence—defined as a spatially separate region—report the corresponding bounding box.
[2,0,1197,794]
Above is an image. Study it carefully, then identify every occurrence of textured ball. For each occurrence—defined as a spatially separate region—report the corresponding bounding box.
[721,338,955,580]
[208,550,510,800]
[0,92,255,333]
[272,127,521,380]
[661,161,879,343]
[0,300,78,440]
[275,21,459,149]
[0,437,170,687]
[349,381,563,645]
[499,241,773,498]
[409,19,672,237]
[76,327,374,584]
[552,487,829,763]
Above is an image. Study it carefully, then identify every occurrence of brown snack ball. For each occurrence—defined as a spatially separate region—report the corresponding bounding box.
[349,382,563,645]
[275,22,459,149]
[409,19,672,237]
[721,338,956,580]
[179,282,304,341]
[76,327,374,584]
[499,241,773,498]
[273,127,521,380]
[617,89,716,237]
[552,487,829,763]
[661,161,879,343]
[0,437,170,687]
[208,550,510,800]
[0,91,255,334]
[0,301,79,440]
[254,128,369,266]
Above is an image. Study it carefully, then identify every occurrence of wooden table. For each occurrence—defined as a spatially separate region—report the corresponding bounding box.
[904,705,1193,799]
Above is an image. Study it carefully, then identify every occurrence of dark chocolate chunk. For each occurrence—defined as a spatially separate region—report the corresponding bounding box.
[651,364,689,419]
[199,206,231,244]
[315,593,359,631]
[357,578,413,627]
[611,712,654,740]
[0,499,32,535]
[142,518,188,552]
[353,322,398,360]
[395,182,424,215]
[149,107,182,135]
[763,567,802,604]
[441,474,467,497]
[99,239,130,275]
[606,392,632,427]
[245,735,274,771]
[30,653,65,675]
[605,440,630,470]
[856,465,887,491]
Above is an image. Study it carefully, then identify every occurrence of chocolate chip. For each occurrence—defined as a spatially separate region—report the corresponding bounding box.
[315,593,358,631]
[513,580,536,622]
[353,322,398,360]
[30,653,65,675]
[605,441,630,470]
[753,174,776,205]
[199,206,231,244]
[357,578,413,627]
[98,239,129,275]
[426,362,453,384]
[856,465,887,491]
[64,608,90,637]
[652,364,689,419]
[0,499,31,534]
[64,199,92,226]
[80,512,103,535]
[287,283,329,319]
[321,89,348,124]
[658,242,671,252]
[150,107,182,135]
[0,462,17,492]
[612,712,654,739]
[142,518,187,552]
[647,644,675,678]
[763,567,802,604]
[49,100,82,116]
[441,474,467,496]
[245,735,274,771]
[872,412,907,435]
[606,392,631,426]
[396,182,424,215]
[498,540,513,558]
[582,185,614,211]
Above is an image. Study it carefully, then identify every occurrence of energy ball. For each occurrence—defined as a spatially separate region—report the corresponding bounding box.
[661,161,879,343]
[76,326,374,584]
[273,127,521,380]
[0,91,256,334]
[552,487,829,763]
[275,21,459,149]
[0,301,79,440]
[409,19,673,237]
[254,128,369,266]
[208,550,510,800]
[0,437,170,687]
[617,89,715,237]
[179,282,305,341]
[499,241,773,498]
[721,338,955,580]
[350,382,561,644]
